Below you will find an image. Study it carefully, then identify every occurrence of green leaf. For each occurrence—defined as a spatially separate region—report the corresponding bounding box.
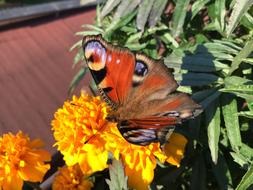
[214,0,226,33]
[230,151,249,168]
[72,48,84,68]
[105,11,137,37]
[240,143,253,161]
[75,30,101,36]
[191,0,211,20]
[228,38,253,75]
[205,100,221,164]
[226,0,253,37]
[101,0,121,18]
[236,164,253,190]
[113,0,140,20]
[221,78,253,100]
[81,24,104,33]
[238,111,253,119]
[175,73,221,86]
[204,41,239,55]
[68,68,88,96]
[171,0,191,37]
[70,40,82,52]
[165,53,229,72]
[221,94,242,151]
[241,12,253,30]
[106,158,128,190]
[136,0,155,31]
[125,42,148,51]
[148,0,168,27]
[224,76,253,86]
[160,32,179,48]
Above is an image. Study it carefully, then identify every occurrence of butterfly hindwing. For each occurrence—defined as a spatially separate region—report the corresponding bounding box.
[118,117,176,145]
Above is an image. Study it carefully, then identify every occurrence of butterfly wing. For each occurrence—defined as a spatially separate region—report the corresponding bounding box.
[83,35,135,109]
[118,117,176,145]
[83,35,202,145]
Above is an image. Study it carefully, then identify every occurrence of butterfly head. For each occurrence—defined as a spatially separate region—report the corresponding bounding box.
[83,39,107,71]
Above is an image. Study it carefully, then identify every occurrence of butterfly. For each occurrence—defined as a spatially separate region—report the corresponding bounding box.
[82,35,202,146]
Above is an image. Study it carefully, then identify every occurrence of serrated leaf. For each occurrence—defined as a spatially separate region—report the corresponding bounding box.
[101,0,121,18]
[106,158,128,190]
[228,38,253,75]
[148,0,168,27]
[136,0,155,31]
[236,164,253,190]
[171,0,191,37]
[191,0,211,20]
[221,94,242,151]
[114,0,140,20]
[205,100,221,164]
[226,0,253,37]
[68,68,88,96]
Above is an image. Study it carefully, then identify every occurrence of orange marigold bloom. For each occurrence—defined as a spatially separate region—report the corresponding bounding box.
[52,94,187,190]
[52,164,93,190]
[0,131,51,190]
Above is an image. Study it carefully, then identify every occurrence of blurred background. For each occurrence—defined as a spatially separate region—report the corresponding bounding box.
[0,0,96,153]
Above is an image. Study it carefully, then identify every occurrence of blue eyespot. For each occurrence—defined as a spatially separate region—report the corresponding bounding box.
[84,41,106,63]
[135,61,148,76]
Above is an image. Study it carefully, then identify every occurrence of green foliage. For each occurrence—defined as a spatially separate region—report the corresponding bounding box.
[105,158,128,190]
[70,0,253,189]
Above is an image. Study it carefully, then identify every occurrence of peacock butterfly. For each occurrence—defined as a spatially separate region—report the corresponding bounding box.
[82,35,202,146]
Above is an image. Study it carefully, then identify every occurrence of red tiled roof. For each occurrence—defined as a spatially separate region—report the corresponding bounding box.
[0,8,96,153]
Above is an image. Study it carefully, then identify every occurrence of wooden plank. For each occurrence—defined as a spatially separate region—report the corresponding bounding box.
[0,0,96,25]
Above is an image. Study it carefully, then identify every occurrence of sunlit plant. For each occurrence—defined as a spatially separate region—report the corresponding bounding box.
[69,0,253,189]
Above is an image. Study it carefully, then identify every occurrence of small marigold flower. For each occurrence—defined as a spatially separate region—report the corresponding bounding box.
[52,94,187,190]
[0,131,51,190]
[52,164,93,190]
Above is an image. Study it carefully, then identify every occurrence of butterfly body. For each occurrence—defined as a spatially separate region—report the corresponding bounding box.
[82,35,202,146]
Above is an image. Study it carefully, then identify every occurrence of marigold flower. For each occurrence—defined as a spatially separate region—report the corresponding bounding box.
[52,164,93,190]
[52,94,187,190]
[52,94,110,174]
[0,131,51,190]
